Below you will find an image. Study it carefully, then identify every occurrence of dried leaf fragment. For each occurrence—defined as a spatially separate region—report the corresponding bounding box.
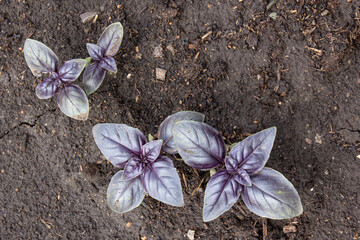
[80,12,98,23]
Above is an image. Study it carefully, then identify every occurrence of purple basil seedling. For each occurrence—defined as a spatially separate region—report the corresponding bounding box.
[173,121,303,222]
[83,22,123,94]
[24,39,89,120]
[92,124,184,214]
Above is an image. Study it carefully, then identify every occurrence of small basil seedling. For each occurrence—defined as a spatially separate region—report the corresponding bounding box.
[23,39,89,120]
[92,124,184,213]
[173,121,303,222]
[83,22,123,94]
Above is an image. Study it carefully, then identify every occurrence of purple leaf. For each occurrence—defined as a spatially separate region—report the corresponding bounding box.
[203,170,242,222]
[173,121,225,170]
[229,127,276,174]
[99,56,117,72]
[57,84,89,120]
[24,39,59,76]
[158,111,205,154]
[107,170,145,213]
[242,168,303,219]
[86,43,105,61]
[35,75,60,99]
[97,22,124,57]
[142,156,184,207]
[58,59,87,82]
[122,156,146,180]
[83,63,106,94]
[225,157,252,186]
[92,124,146,168]
[141,140,163,163]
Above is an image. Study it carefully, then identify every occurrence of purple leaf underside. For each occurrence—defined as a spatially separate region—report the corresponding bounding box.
[58,59,87,82]
[173,121,225,170]
[92,124,147,168]
[24,39,59,77]
[98,22,124,57]
[158,111,205,154]
[83,63,106,94]
[203,170,242,222]
[141,140,163,163]
[86,43,105,61]
[242,168,303,219]
[142,156,184,207]
[228,127,276,174]
[35,76,60,99]
[107,171,145,213]
[99,56,117,72]
[57,84,89,120]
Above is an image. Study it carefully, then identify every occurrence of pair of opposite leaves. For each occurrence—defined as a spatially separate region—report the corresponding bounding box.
[93,111,303,222]
[23,22,123,120]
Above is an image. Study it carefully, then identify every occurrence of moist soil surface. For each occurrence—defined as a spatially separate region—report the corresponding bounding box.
[1,0,360,239]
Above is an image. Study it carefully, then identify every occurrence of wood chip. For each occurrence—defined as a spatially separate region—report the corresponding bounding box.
[283,225,296,233]
[201,31,212,41]
[156,68,166,81]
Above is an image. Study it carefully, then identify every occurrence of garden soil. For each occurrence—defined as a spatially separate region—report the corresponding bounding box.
[1,0,359,239]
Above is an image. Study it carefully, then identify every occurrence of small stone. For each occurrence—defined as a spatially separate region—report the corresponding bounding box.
[135,53,142,60]
[153,44,164,58]
[166,45,176,55]
[126,222,132,228]
[186,230,195,240]
[305,138,312,144]
[321,10,329,16]
[156,68,166,81]
[315,133,322,144]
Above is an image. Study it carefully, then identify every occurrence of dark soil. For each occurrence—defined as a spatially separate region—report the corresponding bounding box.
[1,0,360,239]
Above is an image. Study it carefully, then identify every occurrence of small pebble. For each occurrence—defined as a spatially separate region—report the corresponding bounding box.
[156,68,166,81]
[186,230,195,240]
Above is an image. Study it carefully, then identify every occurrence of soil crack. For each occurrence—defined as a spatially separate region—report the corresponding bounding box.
[0,109,56,139]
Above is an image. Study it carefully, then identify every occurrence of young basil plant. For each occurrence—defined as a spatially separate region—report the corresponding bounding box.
[23,39,89,120]
[173,121,303,222]
[83,22,123,94]
[92,124,184,214]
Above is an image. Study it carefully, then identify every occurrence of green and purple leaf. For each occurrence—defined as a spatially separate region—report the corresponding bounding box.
[242,168,303,219]
[141,140,163,163]
[92,124,147,168]
[203,170,242,222]
[107,171,145,213]
[173,121,225,170]
[83,63,106,94]
[229,127,276,174]
[35,75,60,99]
[86,43,104,61]
[98,22,124,57]
[24,39,59,76]
[158,111,205,154]
[57,84,89,120]
[142,156,184,207]
[58,59,87,82]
